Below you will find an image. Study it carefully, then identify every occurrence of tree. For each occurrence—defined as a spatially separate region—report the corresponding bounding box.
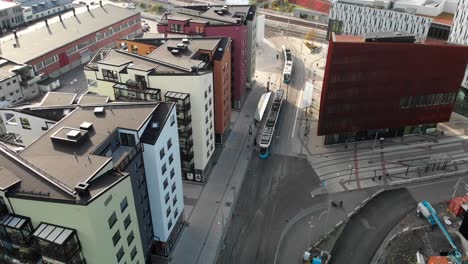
[139,2,147,9]
[305,30,317,41]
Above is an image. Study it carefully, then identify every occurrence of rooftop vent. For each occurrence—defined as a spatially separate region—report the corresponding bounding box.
[177,43,186,48]
[171,49,179,54]
[66,129,81,139]
[74,182,90,195]
[94,107,105,114]
[80,122,93,130]
[218,47,223,52]
[182,38,189,43]
[152,122,159,128]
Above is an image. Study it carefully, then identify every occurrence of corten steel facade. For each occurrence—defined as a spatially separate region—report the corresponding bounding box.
[318,35,468,143]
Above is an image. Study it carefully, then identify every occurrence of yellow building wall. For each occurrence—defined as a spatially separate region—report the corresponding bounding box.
[7,176,145,264]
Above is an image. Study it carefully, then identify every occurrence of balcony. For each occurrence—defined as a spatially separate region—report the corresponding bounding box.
[178,127,193,137]
[1,240,40,264]
[0,215,34,245]
[181,160,195,170]
[22,73,44,86]
[177,115,192,125]
[181,150,194,161]
[112,143,143,172]
[33,223,85,263]
[179,137,193,148]
[113,83,161,101]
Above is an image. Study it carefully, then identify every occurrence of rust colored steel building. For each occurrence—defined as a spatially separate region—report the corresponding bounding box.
[318,33,468,144]
[120,37,232,144]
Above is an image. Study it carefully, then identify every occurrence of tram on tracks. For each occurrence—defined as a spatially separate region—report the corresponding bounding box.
[259,89,285,159]
[282,45,293,84]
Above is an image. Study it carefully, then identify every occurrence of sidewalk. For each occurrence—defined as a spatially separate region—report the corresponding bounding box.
[169,78,264,264]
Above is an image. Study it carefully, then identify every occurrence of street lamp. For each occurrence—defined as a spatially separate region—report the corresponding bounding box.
[347,165,355,183]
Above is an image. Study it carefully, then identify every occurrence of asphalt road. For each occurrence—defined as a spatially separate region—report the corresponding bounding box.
[216,152,322,264]
[329,189,416,264]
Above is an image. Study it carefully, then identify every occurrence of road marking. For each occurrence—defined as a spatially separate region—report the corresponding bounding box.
[407,177,463,188]
[291,88,303,138]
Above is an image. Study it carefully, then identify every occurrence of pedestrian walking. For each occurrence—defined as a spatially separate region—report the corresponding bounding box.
[339,201,343,207]
[254,137,257,146]
[276,53,279,59]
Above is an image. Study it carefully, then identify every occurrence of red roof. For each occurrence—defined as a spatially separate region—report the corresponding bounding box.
[291,0,331,14]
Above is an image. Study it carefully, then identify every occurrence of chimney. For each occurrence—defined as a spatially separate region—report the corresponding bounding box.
[86,4,90,12]
[13,29,17,39]
[59,14,62,22]
[72,7,76,16]
[45,19,49,27]
[99,0,102,6]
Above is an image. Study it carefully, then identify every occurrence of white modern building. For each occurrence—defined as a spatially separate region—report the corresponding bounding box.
[0,1,24,30]
[85,40,217,183]
[449,0,468,89]
[0,101,185,263]
[0,59,41,107]
[328,1,433,40]
[19,0,73,23]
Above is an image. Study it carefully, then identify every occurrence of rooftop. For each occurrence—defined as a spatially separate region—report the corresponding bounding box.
[91,37,224,74]
[0,4,139,64]
[0,1,19,9]
[147,38,221,71]
[39,92,77,106]
[19,0,73,14]
[18,103,156,192]
[0,59,23,81]
[77,94,109,105]
[161,5,255,26]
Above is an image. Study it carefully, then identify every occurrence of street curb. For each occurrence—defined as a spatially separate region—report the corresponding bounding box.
[311,188,385,253]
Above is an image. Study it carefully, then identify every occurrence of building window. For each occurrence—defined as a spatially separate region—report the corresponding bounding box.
[170,24,183,33]
[165,193,170,204]
[12,79,16,84]
[170,168,175,179]
[162,163,167,175]
[208,85,212,93]
[108,212,117,229]
[131,246,137,260]
[20,117,31,130]
[112,230,121,246]
[209,98,212,105]
[170,115,175,126]
[160,148,165,159]
[207,151,210,158]
[169,154,174,165]
[66,46,78,55]
[171,182,176,193]
[104,195,113,206]
[167,138,172,149]
[174,208,179,219]
[120,197,128,213]
[204,90,208,98]
[102,69,118,82]
[127,231,135,246]
[166,207,171,217]
[173,196,177,206]
[163,178,168,190]
[34,62,44,71]
[44,55,57,66]
[205,103,208,111]
[116,246,124,262]
[124,215,131,230]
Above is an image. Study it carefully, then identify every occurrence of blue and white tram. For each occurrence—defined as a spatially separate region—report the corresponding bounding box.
[282,45,293,84]
[259,89,285,159]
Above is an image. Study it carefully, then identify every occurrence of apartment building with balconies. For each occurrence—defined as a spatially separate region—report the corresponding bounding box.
[120,37,232,144]
[0,101,185,262]
[85,38,220,183]
[0,60,42,107]
[157,5,257,109]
